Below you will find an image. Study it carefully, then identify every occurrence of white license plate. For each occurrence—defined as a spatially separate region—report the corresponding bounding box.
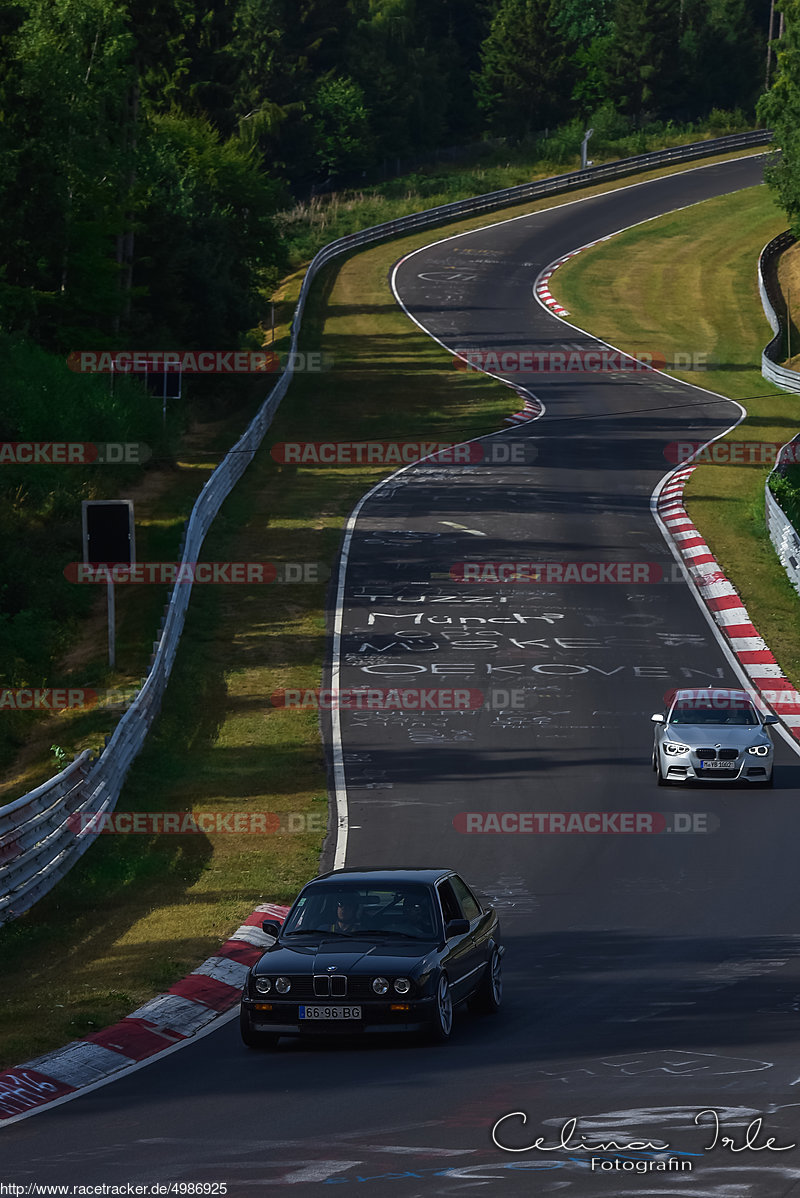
[299,1005,362,1020]
[699,761,735,770]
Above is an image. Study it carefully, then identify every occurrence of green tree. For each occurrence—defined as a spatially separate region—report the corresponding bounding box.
[680,0,766,118]
[132,113,284,348]
[475,0,572,137]
[414,0,492,140]
[345,0,450,161]
[309,76,374,177]
[759,0,800,232]
[0,0,134,345]
[554,0,613,42]
[229,0,351,188]
[571,35,615,116]
[603,0,681,121]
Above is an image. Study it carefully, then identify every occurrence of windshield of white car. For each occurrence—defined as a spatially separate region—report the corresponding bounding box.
[669,705,758,725]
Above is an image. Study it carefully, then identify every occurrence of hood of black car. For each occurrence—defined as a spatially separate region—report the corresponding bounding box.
[253,939,435,975]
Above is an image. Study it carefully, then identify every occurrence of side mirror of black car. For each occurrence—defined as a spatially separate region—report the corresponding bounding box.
[446,918,470,938]
[262,919,282,938]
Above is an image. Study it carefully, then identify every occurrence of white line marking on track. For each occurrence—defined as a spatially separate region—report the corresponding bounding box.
[439,521,487,535]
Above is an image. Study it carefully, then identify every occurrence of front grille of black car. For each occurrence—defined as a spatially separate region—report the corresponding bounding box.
[254,975,411,1000]
[313,975,348,997]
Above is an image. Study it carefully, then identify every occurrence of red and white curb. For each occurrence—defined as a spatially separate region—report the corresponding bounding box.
[505,395,543,424]
[657,468,800,734]
[0,901,289,1123]
[535,241,608,317]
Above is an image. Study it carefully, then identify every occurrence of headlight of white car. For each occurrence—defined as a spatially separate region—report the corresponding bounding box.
[664,741,691,755]
[747,744,771,756]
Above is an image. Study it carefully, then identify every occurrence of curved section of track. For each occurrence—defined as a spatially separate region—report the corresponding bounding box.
[6,154,800,1198]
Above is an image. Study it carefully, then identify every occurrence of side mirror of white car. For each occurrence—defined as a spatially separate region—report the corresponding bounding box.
[763,714,779,725]
[651,713,664,723]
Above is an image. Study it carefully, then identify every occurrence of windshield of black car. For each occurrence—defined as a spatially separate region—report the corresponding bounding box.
[282,885,439,939]
[669,704,758,725]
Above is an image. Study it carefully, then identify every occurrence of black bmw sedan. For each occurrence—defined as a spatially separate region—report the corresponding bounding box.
[239,868,503,1047]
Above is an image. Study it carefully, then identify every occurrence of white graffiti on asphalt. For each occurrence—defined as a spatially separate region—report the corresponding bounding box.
[536,1053,773,1086]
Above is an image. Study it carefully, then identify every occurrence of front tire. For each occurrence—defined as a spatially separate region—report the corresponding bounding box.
[656,755,668,786]
[428,973,454,1042]
[468,947,502,1014]
[240,1007,280,1050]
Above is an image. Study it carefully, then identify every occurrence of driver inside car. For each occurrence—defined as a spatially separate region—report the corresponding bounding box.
[330,896,360,934]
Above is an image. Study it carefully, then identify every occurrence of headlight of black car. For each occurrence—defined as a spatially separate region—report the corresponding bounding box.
[393,978,411,994]
[372,977,390,995]
[255,976,271,994]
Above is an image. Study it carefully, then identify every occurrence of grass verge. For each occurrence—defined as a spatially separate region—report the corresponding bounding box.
[0,147,770,1070]
[551,183,800,683]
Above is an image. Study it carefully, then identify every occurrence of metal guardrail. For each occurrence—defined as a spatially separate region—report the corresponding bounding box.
[0,128,773,924]
[766,468,800,598]
[759,228,800,392]
[757,233,800,596]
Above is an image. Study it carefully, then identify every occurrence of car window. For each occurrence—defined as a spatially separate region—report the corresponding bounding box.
[283,884,438,936]
[450,875,481,920]
[437,879,463,924]
[669,703,757,725]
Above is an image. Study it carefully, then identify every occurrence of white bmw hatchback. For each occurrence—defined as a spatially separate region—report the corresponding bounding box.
[652,687,778,787]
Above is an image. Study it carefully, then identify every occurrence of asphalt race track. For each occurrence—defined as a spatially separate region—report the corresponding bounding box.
[6,153,800,1197]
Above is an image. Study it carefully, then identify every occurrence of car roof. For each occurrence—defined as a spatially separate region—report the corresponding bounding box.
[311,868,455,887]
[666,687,756,704]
